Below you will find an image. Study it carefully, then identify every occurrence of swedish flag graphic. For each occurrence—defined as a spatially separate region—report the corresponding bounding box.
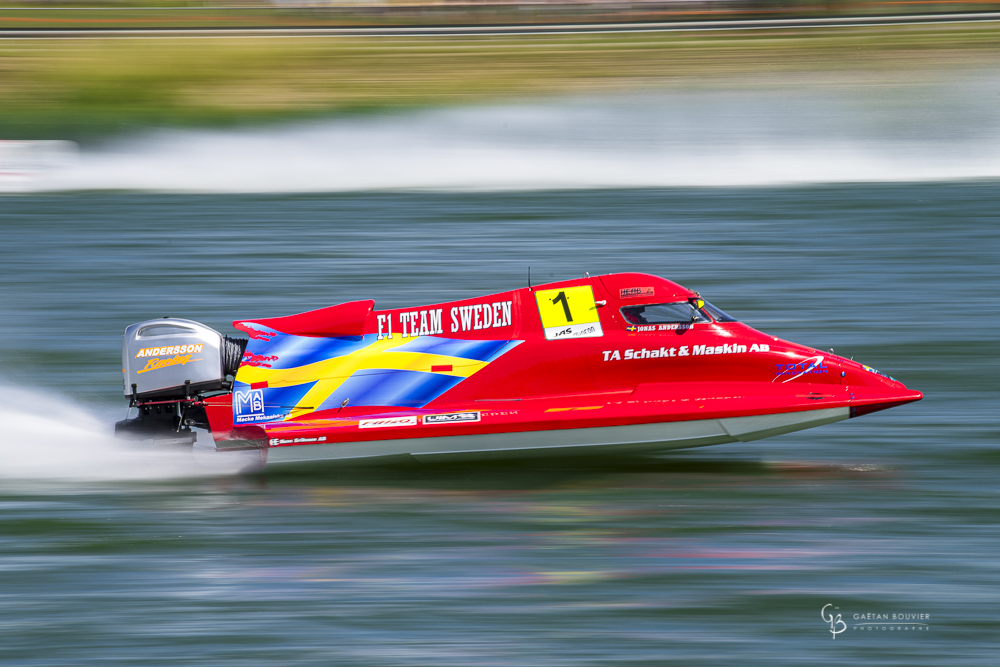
[233,328,521,424]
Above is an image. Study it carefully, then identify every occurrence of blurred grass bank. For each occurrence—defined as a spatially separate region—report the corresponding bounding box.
[2,22,1000,141]
[2,1,998,30]
[3,1,999,30]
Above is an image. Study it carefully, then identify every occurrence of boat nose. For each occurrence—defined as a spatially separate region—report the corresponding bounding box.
[835,356,922,418]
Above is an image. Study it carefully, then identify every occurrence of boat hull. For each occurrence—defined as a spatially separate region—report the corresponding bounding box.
[255,407,849,467]
[118,271,921,466]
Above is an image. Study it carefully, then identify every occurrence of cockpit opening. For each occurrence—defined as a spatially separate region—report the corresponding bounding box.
[620,300,739,325]
[621,302,709,325]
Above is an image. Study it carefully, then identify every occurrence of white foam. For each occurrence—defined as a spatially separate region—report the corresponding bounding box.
[10,82,1000,192]
[0,385,248,487]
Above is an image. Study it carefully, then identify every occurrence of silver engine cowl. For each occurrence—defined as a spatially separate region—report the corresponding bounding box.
[123,318,228,399]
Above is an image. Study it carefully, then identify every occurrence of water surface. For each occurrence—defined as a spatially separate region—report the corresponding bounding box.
[0,185,997,664]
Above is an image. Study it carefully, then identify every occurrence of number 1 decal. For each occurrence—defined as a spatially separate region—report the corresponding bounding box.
[551,291,573,322]
[535,285,603,341]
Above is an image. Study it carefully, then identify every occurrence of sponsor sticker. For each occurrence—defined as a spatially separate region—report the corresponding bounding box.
[242,351,278,369]
[359,416,419,429]
[423,411,481,425]
[233,389,287,423]
[773,355,825,383]
[134,344,206,374]
[775,358,829,380]
[619,287,655,299]
[136,354,201,374]
[268,436,327,446]
[601,342,768,361]
[235,389,265,415]
[136,344,203,358]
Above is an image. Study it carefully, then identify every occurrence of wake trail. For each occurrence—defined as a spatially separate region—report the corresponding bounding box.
[6,79,1000,192]
[0,385,246,488]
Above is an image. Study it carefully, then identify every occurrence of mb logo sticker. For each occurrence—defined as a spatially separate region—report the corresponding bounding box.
[424,412,481,425]
[235,389,265,416]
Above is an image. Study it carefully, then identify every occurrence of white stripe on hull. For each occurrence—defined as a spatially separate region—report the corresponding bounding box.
[253,407,849,467]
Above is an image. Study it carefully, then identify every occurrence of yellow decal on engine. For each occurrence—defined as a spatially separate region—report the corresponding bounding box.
[136,354,201,374]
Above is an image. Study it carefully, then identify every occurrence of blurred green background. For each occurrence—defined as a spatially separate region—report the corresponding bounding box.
[3,21,1000,142]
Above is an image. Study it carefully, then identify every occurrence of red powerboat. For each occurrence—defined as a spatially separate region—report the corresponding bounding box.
[115,273,921,466]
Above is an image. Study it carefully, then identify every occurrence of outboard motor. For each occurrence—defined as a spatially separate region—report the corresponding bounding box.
[115,318,246,445]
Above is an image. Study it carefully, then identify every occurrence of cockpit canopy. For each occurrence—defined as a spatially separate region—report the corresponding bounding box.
[621,300,738,325]
[699,301,739,323]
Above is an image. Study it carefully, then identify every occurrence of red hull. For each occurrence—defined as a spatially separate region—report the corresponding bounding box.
[204,272,921,462]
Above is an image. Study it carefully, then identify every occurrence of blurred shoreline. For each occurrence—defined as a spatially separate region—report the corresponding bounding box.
[7,79,1000,192]
[2,1,1000,31]
[2,20,1000,142]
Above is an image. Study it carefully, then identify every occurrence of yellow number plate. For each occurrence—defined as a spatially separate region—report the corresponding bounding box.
[534,285,604,340]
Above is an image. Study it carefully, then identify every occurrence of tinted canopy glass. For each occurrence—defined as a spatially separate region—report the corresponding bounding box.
[621,302,710,325]
[700,301,739,323]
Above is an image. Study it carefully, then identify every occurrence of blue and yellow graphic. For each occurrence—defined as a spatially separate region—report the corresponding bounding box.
[233,326,521,424]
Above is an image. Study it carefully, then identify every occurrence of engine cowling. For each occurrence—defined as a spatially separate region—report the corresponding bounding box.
[116,318,247,444]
